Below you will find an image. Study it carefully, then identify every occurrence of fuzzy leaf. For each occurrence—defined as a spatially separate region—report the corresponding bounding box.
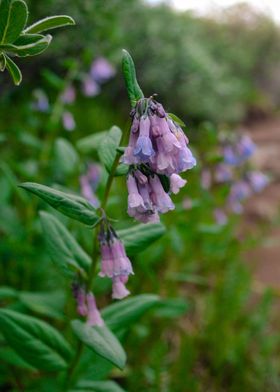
[0,309,72,371]
[72,380,126,392]
[117,223,165,255]
[0,0,28,44]
[18,291,66,320]
[102,294,160,332]
[122,49,144,107]
[4,54,21,84]
[98,126,128,176]
[20,182,101,226]
[0,34,52,57]
[24,15,75,34]
[40,211,91,278]
[71,320,126,370]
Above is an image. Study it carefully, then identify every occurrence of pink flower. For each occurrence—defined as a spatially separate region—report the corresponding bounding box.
[112,276,130,300]
[170,174,187,194]
[62,111,76,131]
[86,293,104,327]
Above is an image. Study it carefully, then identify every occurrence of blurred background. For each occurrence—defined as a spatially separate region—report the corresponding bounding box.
[1,0,280,391]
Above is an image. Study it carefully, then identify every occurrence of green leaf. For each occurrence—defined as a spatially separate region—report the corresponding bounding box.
[154,298,189,319]
[122,49,144,107]
[168,113,186,128]
[0,53,6,71]
[0,347,36,370]
[24,15,75,34]
[40,211,91,278]
[0,286,18,300]
[72,380,126,392]
[54,138,79,176]
[0,34,52,57]
[117,223,165,255]
[0,308,73,371]
[20,182,101,226]
[71,320,126,370]
[98,126,128,176]
[4,54,21,85]
[0,0,28,44]
[18,291,66,320]
[77,131,108,154]
[102,294,160,332]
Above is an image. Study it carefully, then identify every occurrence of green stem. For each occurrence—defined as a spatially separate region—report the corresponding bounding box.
[66,123,130,388]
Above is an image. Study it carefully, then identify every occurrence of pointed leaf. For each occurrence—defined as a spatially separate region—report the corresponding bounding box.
[20,182,101,226]
[19,291,66,320]
[122,49,144,107]
[0,34,52,57]
[102,294,160,332]
[72,380,126,392]
[71,320,126,370]
[4,54,21,85]
[0,53,6,71]
[0,309,73,371]
[24,15,75,34]
[0,0,28,44]
[98,126,128,176]
[117,223,165,255]
[168,113,186,128]
[40,211,91,278]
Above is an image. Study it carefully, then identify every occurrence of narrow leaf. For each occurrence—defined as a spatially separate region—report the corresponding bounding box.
[20,182,101,226]
[117,223,165,255]
[40,211,91,278]
[24,15,75,34]
[102,294,160,332]
[0,34,52,57]
[0,53,6,71]
[19,291,66,320]
[71,320,126,370]
[0,0,28,44]
[168,113,186,128]
[0,309,73,371]
[72,380,126,392]
[122,49,144,107]
[4,54,22,85]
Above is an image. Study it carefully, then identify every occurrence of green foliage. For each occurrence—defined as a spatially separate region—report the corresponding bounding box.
[122,49,144,107]
[71,320,126,370]
[0,308,72,371]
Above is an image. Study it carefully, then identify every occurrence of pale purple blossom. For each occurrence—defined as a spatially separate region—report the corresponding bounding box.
[223,134,256,166]
[86,293,104,327]
[82,76,101,97]
[214,209,228,226]
[228,181,251,214]
[170,174,187,194]
[61,85,76,104]
[247,171,269,193]
[62,111,76,131]
[201,169,211,190]
[134,116,155,161]
[112,276,130,300]
[215,164,233,183]
[90,57,116,83]
[32,89,49,112]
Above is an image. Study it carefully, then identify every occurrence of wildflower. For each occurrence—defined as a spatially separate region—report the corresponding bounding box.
[215,164,233,183]
[223,134,256,166]
[247,171,269,193]
[90,57,116,83]
[201,169,211,190]
[32,89,49,112]
[86,293,104,327]
[61,85,76,104]
[133,116,155,161]
[214,208,228,226]
[82,76,100,97]
[228,181,251,214]
[98,224,133,300]
[170,174,187,194]
[62,111,76,131]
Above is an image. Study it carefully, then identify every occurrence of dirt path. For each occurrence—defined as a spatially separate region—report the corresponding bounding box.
[244,117,280,289]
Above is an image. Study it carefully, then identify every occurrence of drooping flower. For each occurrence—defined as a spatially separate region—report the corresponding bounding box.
[62,111,76,131]
[133,116,155,161]
[90,57,116,83]
[86,293,104,327]
[228,181,251,214]
[82,76,101,97]
[98,223,133,299]
[170,174,187,194]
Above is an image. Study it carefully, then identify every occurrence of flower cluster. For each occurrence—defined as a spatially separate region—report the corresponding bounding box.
[98,222,133,299]
[72,283,104,327]
[123,97,196,222]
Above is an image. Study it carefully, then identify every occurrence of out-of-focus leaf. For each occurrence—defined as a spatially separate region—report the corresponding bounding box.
[71,380,126,392]
[71,320,126,370]
[40,211,91,278]
[20,182,101,227]
[0,53,6,71]
[0,0,28,44]
[0,34,52,57]
[122,49,144,107]
[98,126,128,176]
[54,138,79,176]
[154,298,190,319]
[117,223,165,255]
[24,15,75,34]
[168,113,186,127]
[0,347,36,370]
[77,131,108,153]
[0,309,72,371]
[4,54,22,85]
[102,294,160,332]
[18,291,66,320]
[0,286,18,300]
